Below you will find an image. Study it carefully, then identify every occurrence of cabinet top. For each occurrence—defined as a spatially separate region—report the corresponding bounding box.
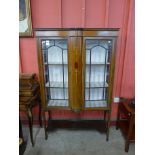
[34,28,119,31]
[35,28,119,37]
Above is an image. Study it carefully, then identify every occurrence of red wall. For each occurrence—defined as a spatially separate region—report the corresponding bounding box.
[20,0,135,121]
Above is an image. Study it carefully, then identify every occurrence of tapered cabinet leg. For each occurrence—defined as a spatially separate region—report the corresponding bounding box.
[106,110,111,141]
[38,102,42,127]
[42,110,48,140]
[27,108,34,146]
[48,110,51,122]
[104,111,107,122]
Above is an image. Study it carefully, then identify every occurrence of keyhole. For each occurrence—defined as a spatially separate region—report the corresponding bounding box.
[75,62,78,69]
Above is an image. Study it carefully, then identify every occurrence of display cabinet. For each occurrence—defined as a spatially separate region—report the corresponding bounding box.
[36,28,118,140]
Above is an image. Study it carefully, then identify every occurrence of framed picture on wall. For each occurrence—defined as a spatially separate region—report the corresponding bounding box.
[19,0,33,37]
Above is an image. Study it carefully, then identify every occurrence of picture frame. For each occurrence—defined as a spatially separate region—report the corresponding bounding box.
[19,0,33,37]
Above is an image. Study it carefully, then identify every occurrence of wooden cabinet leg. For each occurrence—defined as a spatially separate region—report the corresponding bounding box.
[38,102,42,127]
[42,110,48,140]
[104,111,107,122]
[27,108,34,146]
[106,110,111,141]
[48,110,51,121]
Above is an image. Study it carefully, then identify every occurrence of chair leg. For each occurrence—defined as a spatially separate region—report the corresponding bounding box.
[27,108,34,146]
[42,110,48,140]
[125,140,130,152]
[125,115,134,152]
[106,110,111,141]
[19,118,23,139]
[116,104,121,130]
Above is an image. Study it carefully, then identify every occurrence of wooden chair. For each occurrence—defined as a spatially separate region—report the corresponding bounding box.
[116,98,135,152]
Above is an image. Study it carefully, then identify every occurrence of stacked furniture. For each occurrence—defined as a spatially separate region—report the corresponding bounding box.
[116,98,135,152]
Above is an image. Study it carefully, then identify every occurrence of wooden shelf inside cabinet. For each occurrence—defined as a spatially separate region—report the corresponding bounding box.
[45,81,68,88]
[85,100,107,108]
[86,63,110,65]
[85,82,109,88]
[44,63,68,65]
[36,28,119,141]
[47,99,69,107]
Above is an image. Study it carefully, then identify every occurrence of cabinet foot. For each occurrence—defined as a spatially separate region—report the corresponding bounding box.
[42,110,48,140]
[105,110,111,142]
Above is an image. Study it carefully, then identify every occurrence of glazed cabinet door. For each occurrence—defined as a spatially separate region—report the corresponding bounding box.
[37,37,73,109]
[37,35,82,110]
[82,37,115,110]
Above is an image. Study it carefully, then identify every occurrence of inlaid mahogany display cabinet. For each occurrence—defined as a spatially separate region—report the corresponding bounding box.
[36,28,119,140]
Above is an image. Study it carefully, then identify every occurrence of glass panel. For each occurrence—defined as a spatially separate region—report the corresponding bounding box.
[50,88,64,99]
[64,65,68,84]
[41,39,69,107]
[86,40,98,49]
[90,88,105,100]
[42,40,54,49]
[85,88,108,101]
[55,40,67,49]
[48,46,62,64]
[63,50,68,64]
[90,66,105,83]
[91,46,107,64]
[84,39,112,108]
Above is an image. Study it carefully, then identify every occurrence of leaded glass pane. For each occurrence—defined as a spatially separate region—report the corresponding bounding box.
[85,39,112,108]
[48,46,62,64]
[41,39,69,107]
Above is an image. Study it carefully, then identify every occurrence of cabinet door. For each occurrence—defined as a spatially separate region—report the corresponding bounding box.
[39,38,72,109]
[82,38,115,110]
